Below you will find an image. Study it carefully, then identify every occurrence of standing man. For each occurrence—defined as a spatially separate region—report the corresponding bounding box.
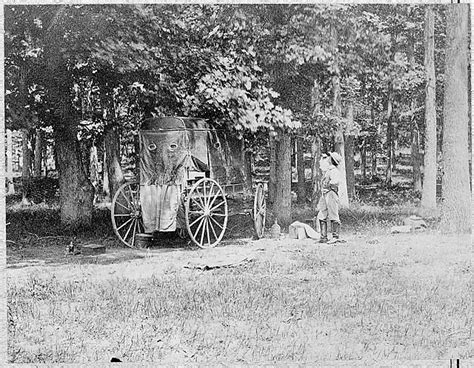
[317,152,343,243]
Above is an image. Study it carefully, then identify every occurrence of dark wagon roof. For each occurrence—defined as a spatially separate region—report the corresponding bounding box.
[141,116,212,131]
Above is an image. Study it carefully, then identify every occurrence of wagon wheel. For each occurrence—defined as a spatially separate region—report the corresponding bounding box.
[253,183,267,238]
[185,178,228,248]
[111,181,144,248]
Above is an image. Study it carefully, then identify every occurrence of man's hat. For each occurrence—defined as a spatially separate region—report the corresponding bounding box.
[329,152,342,166]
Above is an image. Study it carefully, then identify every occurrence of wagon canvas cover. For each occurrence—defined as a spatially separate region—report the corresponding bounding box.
[139,117,244,233]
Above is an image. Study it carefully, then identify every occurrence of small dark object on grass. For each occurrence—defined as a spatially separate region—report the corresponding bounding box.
[111,357,122,362]
[82,243,106,255]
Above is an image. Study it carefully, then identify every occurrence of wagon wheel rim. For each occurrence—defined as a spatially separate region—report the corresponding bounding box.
[185,178,228,248]
[111,181,144,248]
[253,183,266,238]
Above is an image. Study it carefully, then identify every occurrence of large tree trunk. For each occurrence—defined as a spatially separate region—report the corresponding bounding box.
[440,5,470,233]
[361,138,367,182]
[54,122,94,228]
[296,136,306,203]
[102,150,110,201]
[421,6,438,214]
[90,144,99,204]
[385,83,394,187]
[6,129,15,195]
[273,131,292,229]
[344,103,356,200]
[104,125,124,199]
[412,125,422,192]
[331,25,349,207]
[268,133,277,207]
[50,73,93,227]
[21,128,32,205]
[33,128,43,177]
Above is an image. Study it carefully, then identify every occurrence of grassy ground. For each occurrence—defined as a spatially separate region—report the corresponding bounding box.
[7,223,472,363]
[6,168,471,364]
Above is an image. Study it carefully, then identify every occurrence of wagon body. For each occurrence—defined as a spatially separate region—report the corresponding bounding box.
[111,117,267,248]
[139,116,245,189]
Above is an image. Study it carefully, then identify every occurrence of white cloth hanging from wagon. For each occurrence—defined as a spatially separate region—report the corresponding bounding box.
[140,184,181,233]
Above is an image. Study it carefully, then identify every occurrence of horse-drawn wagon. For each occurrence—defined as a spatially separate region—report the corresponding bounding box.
[110,116,266,248]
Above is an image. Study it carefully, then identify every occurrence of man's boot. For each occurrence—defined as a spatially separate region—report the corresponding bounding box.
[319,220,328,243]
[332,221,340,239]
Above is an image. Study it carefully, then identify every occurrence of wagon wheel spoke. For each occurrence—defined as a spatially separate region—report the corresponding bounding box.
[189,214,205,228]
[116,200,131,212]
[205,218,211,246]
[209,215,224,230]
[210,200,226,212]
[116,217,134,232]
[208,188,222,210]
[192,214,206,241]
[200,217,207,246]
[131,220,137,247]
[208,217,219,241]
[206,182,215,207]
[190,191,206,211]
[120,190,134,210]
[123,218,135,243]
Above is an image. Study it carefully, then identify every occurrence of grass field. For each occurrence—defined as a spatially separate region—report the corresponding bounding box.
[7,227,472,363]
[6,172,472,364]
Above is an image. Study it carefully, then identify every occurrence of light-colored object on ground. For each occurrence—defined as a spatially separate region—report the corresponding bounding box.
[270,218,281,238]
[403,215,428,230]
[81,244,106,255]
[390,225,412,234]
[289,221,319,240]
[391,216,428,234]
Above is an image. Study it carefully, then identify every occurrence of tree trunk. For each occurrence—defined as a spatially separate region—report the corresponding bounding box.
[90,144,99,203]
[421,6,438,214]
[21,128,32,205]
[6,129,15,195]
[296,136,306,203]
[407,25,422,193]
[103,150,110,201]
[440,4,470,233]
[104,125,125,199]
[412,125,422,192]
[242,141,253,196]
[310,79,322,205]
[49,72,93,227]
[385,83,394,187]
[54,122,94,228]
[268,133,277,206]
[370,105,378,178]
[331,24,349,208]
[273,131,292,229]
[344,103,356,200]
[361,138,367,182]
[33,128,43,177]
[311,136,322,204]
